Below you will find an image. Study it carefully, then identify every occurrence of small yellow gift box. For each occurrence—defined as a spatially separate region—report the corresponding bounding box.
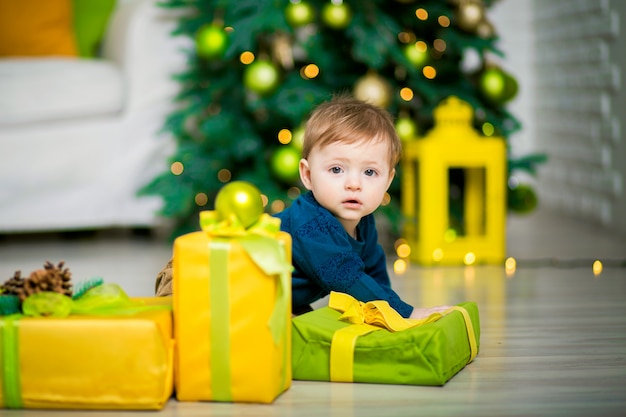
[0,296,174,410]
[173,211,292,403]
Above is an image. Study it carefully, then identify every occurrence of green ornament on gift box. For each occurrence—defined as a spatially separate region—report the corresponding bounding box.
[215,181,264,228]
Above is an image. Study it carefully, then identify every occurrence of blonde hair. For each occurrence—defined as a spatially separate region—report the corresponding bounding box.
[302,95,402,168]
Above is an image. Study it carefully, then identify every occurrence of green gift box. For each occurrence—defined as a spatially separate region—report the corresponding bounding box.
[291,293,480,386]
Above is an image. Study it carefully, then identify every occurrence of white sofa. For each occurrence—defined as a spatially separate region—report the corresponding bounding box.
[0,0,189,233]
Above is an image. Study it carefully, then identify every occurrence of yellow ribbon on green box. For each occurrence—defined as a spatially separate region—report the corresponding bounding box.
[199,211,292,401]
[327,292,478,383]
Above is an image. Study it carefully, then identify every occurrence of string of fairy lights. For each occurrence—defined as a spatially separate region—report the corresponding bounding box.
[390,237,626,276]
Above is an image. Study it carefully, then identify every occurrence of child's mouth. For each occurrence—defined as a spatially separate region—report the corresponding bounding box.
[343,199,361,207]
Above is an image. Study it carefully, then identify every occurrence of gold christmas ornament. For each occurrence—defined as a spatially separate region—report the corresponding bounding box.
[456,1,485,33]
[353,72,393,108]
[272,33,294,70]
[476,18,495,39]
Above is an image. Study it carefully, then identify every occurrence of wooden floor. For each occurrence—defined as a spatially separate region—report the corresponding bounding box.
[1,208,625,416]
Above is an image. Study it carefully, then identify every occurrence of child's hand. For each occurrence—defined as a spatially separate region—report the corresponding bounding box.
[410,305,451,320]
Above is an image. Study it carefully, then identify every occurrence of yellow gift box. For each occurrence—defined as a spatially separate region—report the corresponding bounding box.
[173,212,292,404]
[0,297,174,410]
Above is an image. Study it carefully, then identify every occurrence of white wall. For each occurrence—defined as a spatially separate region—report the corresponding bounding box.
[488,0,536,162]
[489,0,626,236]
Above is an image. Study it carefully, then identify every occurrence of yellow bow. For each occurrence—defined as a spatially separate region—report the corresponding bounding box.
[327,292,477,383]
[329,291,443,331]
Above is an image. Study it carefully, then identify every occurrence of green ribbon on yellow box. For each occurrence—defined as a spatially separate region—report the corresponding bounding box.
[199,211,292,401]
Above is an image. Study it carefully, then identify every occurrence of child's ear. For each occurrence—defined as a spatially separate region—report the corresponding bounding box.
[299,158,313,190]
[386,168,396,189]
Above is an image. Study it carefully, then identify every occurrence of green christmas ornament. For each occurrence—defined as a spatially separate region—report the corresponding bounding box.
[403,42,428,68]
[215,181,264,228]
[321,2,352,29]
[285,1,316,28]
[270,145,301,184]
[395,116,418,141]
[508,184,538,214]
[502,72,519,102]
[291,125,305,150]
[243,59,280,96]
[195,24,229,60]
[479,67,507,104]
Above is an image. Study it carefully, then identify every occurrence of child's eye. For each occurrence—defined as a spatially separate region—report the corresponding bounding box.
[364,169,377,177]
[330,166,343,174]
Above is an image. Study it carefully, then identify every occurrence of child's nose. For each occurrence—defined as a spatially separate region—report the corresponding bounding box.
[345,174,362,190]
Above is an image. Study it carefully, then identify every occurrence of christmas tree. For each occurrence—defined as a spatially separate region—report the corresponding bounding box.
[140,0,544,238]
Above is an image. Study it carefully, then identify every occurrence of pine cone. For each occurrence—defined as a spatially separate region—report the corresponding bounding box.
[44,260,72,295]
[0,270,25,296]
[9,261,73,301]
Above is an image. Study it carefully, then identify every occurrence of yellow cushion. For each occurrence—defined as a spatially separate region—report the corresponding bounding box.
[0,0,77,57]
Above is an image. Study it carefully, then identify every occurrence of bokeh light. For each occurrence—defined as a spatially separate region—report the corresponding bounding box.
[240,51,255,64]
[415,8,428,20]
[482,122,495,136]
[423,66,436,79]
[592,260,603,276]
[302,64,320,79]
[398,31,413,43]
[505,257,516,277]
[217,169,231,182]
[396,242,411,258]
[170,162,184,175]
[444,228,457,242]
[195,192,208,206]
[400,87,414,101]
[393,258,408,275]
[270,199,286,213]
[287,187,301,200]
[463,252,476,265]
[278,128,292,144]
[433,39,446,52]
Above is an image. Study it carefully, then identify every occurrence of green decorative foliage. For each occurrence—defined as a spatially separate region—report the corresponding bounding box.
[140,0,545,238]
[0,295,20,315]
[71,276,104,300]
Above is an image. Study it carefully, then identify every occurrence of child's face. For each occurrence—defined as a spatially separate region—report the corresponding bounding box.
[299,138,395,237]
